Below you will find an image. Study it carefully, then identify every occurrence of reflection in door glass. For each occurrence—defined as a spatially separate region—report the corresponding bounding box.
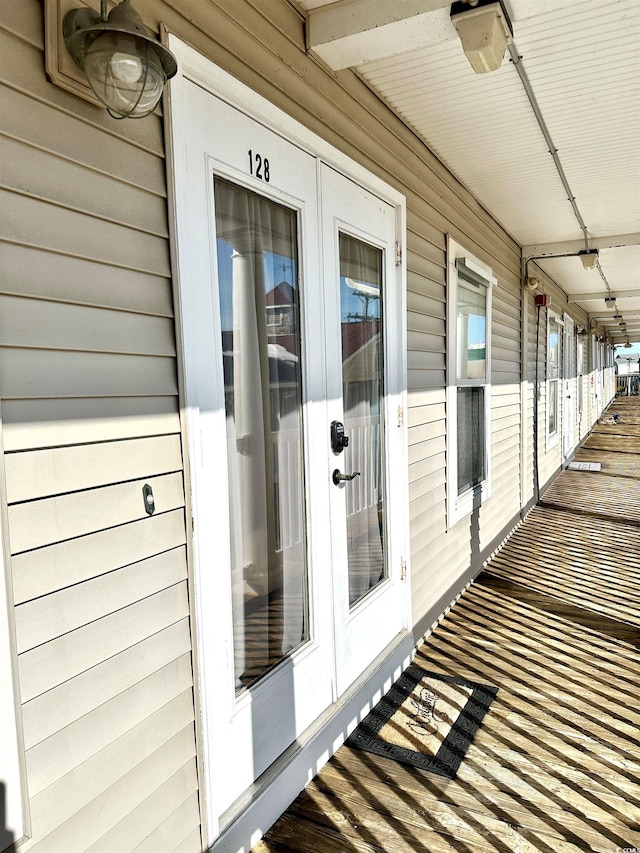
[339,233,387,606]
[214,178,308,692]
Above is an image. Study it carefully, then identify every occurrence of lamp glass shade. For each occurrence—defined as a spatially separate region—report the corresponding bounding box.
[84,32,166,118]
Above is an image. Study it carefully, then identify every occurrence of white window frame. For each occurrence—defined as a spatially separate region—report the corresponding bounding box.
[546,310,562,448]
[446,236,495,528]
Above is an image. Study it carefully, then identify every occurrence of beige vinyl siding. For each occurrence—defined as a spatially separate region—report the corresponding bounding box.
[0,2,200,850]
[523,267,590,495]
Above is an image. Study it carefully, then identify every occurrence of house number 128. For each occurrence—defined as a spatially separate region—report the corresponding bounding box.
[248,150,270,182]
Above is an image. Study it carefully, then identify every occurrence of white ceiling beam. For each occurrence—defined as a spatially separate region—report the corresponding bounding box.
[307,0,454,70]
[523,233,640,258]
[591,312,640,319]
[567,290,640,302]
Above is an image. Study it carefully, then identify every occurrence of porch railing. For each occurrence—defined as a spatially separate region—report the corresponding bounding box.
[616,371,640,396]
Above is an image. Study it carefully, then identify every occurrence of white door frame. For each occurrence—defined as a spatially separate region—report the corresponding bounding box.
[166,36,411,847]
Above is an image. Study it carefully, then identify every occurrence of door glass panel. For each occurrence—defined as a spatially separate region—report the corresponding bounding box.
[339,233,386,607]
[214,178,308,692]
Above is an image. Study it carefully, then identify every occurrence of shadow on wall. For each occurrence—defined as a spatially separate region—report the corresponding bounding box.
[0,783,16,853]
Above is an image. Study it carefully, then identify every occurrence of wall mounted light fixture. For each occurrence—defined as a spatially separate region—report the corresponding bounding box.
[450,0,513,74]
[63,0,177,118]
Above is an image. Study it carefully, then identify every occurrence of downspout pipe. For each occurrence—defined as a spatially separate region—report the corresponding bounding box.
[524,257,541,505]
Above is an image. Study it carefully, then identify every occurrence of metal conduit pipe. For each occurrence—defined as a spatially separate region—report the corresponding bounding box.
[510,44,617,318]
[507,43,590,253]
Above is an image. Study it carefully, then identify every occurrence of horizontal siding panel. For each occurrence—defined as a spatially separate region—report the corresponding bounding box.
[172,826,202,853]
[408,446,446,485]
[492,343,521,365]
[490,412,520,433]
[408,367,446,390]
[407,401,445,429]
[406,290,445,318]
[407,387,446,410]
[1,396,179,451]
[8,471,185,553]
[492,384,521,402]
[407,350,446,371]
[0,135,168,237]
[0,31,165,163]
[493,317,524,342]
[407,311,446,337]
[29,692,195,840]
[18,582,189,702]
[492,440,521,468]
[22,619,192,750]
[410,513,447,556]
[492,334,521,357]
[6,434,183,504]
[85,761,199,853]
[15,546,187,653]
[26,730,196,853]
[26,654,193,796]
[406,330,444,355]
[12,510,186,606]
[408,436,447,468]
[0,295,177,356]
[492,358,521,377]
[409,481,447,521]
[0,0,42,47]
[133,792,200,853]
[408,420,446,445]
[406,227,445,264]
[1,189,170,275]
[493,298,521,325]
[409,461,446,503]
[0,349,178,399]
[0,243,173,317]
[406,255,445,286]
[0,84,165,195]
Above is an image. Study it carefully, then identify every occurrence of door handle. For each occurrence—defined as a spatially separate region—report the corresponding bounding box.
[333,469,360,485]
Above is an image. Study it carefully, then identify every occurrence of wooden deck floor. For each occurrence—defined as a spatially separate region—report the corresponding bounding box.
[255,396,640,853]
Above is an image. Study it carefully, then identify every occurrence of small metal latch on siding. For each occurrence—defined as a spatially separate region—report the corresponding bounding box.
[142,483,155,516]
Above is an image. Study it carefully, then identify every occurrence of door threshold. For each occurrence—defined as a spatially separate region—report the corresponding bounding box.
[211,629,414,853]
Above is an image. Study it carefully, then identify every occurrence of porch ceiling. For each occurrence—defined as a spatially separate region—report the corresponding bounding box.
[301,0,640,344]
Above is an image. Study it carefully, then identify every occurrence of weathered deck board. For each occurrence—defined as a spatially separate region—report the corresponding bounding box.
[256,396,640,853]
[583,433,640,453]
[540,471,640,523]
[573,448,640,478]
[593,422,640,437]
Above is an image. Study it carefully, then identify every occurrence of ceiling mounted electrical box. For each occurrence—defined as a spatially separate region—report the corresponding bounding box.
[450,0,513,74]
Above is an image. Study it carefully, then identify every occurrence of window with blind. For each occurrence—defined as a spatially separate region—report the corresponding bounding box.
[446,237,495,527]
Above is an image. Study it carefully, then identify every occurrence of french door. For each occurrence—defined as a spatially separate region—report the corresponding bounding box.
[172,77,406,828]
